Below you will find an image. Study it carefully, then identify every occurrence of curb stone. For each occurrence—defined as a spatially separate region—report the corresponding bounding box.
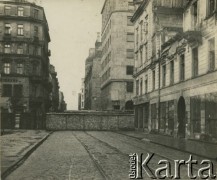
[114,131,216,161]
[1,131,53,180]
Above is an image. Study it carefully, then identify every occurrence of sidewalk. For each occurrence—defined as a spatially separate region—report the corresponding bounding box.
[0,130,51,179]
[117,131,217,160]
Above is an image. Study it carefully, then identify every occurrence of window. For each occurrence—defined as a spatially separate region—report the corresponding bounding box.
[145,78,148,93]
[145,43,148,62]
[126,82,133,92]
[17,44,24,54]
[127,16,133,26]
[180,54,185,81]
[140,20,143,41]
[128,2,134,11]
[127,33,134,42]
[127,49,134,59]
[4,44,11,53]
[140,78,143,95]
[170,61,174,84]
[32,63,38,75]
[145,15,148,34]
[152,70,155,90]
[2,84,12,97]
[136,28,139,47]
[208,38,215,71]
[17,24,24,35]
[34,9,39,19]
[4,63,11,74]
[192,1,198,26]
[126,66,134,75]
[162,65,166,87]
[18,7,24,16]
[207,0,216,16]
[34,26,38,37]
[5,24,11,34]
[140,49,143,64]
[5,6,11,15]
[33,46,38,55]
[17,63,24,74]
[14,85,23,97]
[192,48,198,77]
[136,80,139,95]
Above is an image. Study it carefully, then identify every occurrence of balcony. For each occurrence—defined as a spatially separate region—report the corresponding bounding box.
[133,93,150,105]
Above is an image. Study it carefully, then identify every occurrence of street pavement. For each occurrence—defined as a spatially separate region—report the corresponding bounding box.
[1,130,50,177]
[4,131,217,180]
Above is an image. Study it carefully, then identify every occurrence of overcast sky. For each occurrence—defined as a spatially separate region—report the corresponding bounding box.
[41,0,104,110]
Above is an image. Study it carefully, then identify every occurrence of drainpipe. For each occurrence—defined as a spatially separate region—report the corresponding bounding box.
[158,49,161,132]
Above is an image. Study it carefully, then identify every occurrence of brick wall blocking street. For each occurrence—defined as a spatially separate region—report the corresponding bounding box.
[46,111,134,131]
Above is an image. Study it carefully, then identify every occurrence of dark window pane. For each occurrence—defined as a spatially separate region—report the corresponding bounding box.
[2,84,12,97]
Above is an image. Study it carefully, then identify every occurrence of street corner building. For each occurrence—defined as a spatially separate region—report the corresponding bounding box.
[100,0,135,111]
[132,0,217,142]
[0,0,51,129]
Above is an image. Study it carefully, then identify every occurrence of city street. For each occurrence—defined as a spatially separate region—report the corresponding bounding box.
[5,131,214,180]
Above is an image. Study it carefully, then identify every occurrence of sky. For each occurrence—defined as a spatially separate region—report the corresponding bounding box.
[41,0,104,110]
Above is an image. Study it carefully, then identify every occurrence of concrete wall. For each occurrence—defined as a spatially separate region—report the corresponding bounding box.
[46,111,134,131]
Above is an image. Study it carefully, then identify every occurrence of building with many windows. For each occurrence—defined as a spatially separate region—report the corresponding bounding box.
[0,0,51,128]
[100,0,135,110]
[132,0,217,142]
[84,34,102,110]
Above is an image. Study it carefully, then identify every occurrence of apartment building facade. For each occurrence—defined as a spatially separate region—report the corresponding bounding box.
[100,0,135,110]
[0,0,51,128]
[132,0,217,142]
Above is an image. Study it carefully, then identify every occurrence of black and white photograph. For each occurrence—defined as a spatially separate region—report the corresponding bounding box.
[0,0,217,179]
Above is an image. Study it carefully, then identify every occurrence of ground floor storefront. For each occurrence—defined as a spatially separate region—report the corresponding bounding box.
[134,91,217,143]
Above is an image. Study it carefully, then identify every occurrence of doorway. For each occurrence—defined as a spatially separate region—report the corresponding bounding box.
[177,96,186,138]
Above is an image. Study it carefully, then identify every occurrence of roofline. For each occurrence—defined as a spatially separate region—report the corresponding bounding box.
[101,0,108,14]
[0,0,43,9]
[131,0,149,23]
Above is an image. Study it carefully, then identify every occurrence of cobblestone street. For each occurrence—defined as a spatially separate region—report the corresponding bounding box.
[5,131,217,180]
